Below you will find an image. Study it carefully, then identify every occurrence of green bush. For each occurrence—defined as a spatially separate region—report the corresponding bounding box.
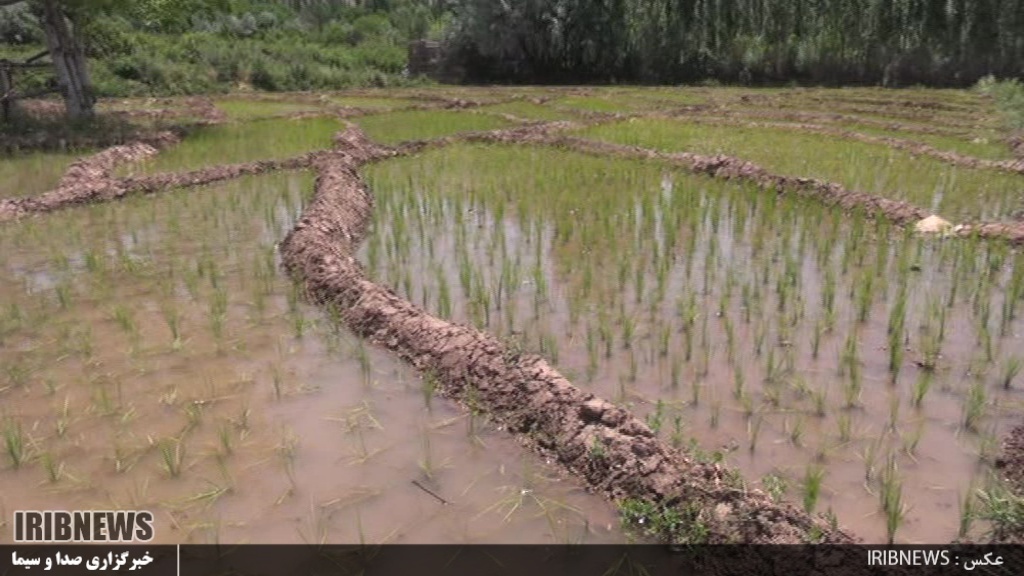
[0,4,42,45]
[4,4,431,99]
[976,75,1024,131]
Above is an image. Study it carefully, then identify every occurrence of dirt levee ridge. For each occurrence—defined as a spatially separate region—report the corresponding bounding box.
[0,135,176,221]
[278,123,857,546]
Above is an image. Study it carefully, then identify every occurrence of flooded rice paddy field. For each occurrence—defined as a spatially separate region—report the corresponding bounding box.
[1,85,1022,544]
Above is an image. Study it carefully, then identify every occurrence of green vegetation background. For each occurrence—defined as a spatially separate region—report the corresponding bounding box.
[0,0,448,96]
[2,1,1024,97]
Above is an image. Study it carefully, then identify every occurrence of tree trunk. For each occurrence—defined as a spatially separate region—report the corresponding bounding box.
[0,63,18,122]
[39,0,94,119]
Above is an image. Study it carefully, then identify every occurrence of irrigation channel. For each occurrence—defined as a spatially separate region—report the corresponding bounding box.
[1,90,1024,549]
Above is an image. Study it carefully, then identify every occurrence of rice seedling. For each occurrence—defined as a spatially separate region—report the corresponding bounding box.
[354,340,372,386]
[709,395,721,429]
[911,371,933,409]
[160,300,184,351]
[39,451,64,483]
[836,412,852,443]
[1001,356,1022,390]
[158,437,184,478]
[747,413,763,453]
[646,400,666,435]
[977,423,1000,464]
[788,416,806,447]
[419,432,437,480]
[3,418,26,469]
[963,380,987,433]
[217,423,233,457]
[277,429,300,488]
[887,393,901,434]
[670,415,684,449]
[879,454,907,544]
[421,372,439,412]
[802,465,825,514]
[861,436,883,483]
[903,420,925,458]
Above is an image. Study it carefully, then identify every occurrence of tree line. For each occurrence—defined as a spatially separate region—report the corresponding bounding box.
[444,0,1024,86]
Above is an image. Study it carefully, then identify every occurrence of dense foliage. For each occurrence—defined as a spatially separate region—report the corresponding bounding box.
[0,0,448,96]
[2,0,1022,96]
[445,0,1024,86]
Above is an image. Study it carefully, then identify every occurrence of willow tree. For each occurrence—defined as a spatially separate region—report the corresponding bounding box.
[1,0,94,119]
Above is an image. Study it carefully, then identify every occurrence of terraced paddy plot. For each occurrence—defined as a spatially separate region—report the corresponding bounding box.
[551,95,648,114]
[0,150,83,199]
[118,117,341,175]
[832,123,1012,161]
[0,170,622,544]
[354,109,511,145]
[773,99,994,132]
[603,88,706,108]
[2,84,1022,547]
[579,118,1024,220]
[330,96,420,110]
[215,98,328,120]
[363,143,1024,543]
[476,101,577,122]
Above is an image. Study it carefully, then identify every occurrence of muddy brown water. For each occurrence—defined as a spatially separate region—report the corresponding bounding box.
[0,171,622,544]
[362,144,1024,543]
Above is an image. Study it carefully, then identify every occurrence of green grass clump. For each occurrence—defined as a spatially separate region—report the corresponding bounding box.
[976,75,1024,131]
[122,117,341,174]
[975,484,1024,542]
[618,498,707,544]
[355,110,510,145]
[579,117,1021,220]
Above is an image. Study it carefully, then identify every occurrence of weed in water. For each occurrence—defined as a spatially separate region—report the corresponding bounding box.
[762,473,788,503]
[974,484,1024,542]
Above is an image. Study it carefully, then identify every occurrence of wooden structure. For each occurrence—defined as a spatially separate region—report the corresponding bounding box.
[0,49,55,122]
[407,40,441,78]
